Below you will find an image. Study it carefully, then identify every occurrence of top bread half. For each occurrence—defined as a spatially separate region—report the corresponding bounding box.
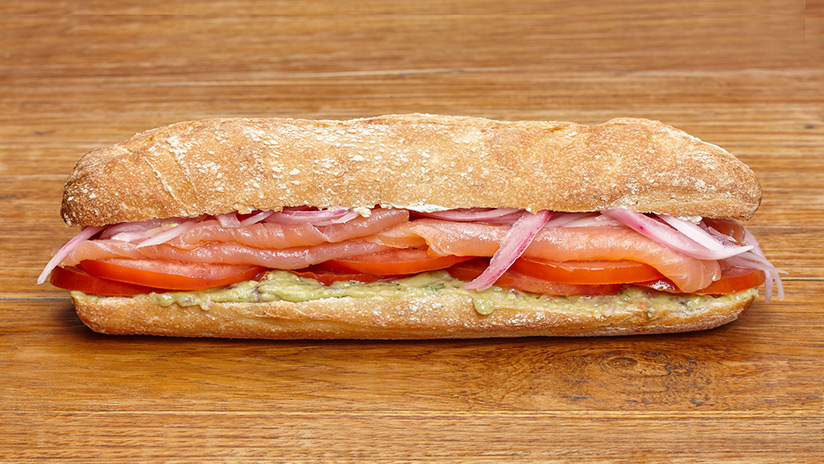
[61,114,762,227]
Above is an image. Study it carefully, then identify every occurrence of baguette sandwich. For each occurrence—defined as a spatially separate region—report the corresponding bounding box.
[39,114,784,339]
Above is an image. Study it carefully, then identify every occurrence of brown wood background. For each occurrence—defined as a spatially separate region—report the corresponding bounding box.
[1,0,823,462]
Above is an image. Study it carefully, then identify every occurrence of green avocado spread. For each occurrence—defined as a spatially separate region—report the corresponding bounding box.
[137,270,757,316]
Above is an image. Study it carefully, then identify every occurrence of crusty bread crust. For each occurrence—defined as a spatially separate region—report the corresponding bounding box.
[62,114,761,226]
[72,289,755,339]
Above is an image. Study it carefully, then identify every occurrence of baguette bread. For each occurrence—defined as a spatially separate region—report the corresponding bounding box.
[72,284,757,339]
[51,114,771,339]
[62,114,761,227]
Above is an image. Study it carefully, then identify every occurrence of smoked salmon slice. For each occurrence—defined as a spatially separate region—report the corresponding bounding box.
[56,212,718,293]
[369,219,720,292]
[168,208,408,250]
[61,208,408,268]
[62,239,393,270]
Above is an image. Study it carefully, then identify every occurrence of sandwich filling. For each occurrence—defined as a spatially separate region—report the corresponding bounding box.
[40,206,784,313]
[71,271,759,320]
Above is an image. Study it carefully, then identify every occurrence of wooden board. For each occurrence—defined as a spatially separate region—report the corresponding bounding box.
[1,0,822,461]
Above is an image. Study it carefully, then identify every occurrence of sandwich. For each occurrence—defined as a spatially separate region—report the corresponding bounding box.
[38,114,784,339]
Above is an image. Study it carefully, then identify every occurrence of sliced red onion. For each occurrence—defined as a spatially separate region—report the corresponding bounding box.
[240,210,275,226]
[103,223,156,243]
[136,219,197,248]
[566,215,623,227]
[765,276,776,302]
[706,221,785,300]
[723,252,785,275]
[724,253,784,302]
[741,225,766,257]
[462,210,552,291]
[105,216,212,243]
[314,210,360,226]
[281,207,349,218]
[772,275,785,302]
[216,212,241,228]
[740,228,786,294]
[37,225,104,284]
[602,209,752,260]
[333,210,360,223]
[706,226,737,247]
[420,207,522,222]
[613,210,783,300]
[543,212,597,228]
[730,225,785,301]
[100,218,163,240]
[659,214,729,250]
[265,208,351,225]
[109,231,157,243]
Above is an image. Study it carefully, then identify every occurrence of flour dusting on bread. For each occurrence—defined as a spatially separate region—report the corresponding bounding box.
[61,115,761,227]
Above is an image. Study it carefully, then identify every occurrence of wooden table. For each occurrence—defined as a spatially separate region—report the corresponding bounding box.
[2,1,822,461]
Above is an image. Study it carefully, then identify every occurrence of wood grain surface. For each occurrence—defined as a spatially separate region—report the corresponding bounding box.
[1,0,822,462]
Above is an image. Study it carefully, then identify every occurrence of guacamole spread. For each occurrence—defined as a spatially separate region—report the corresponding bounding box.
[143,270,757,316]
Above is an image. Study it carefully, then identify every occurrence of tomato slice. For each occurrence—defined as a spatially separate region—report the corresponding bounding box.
[510,258,664,285]
[290,266,394,285]
[78,259,267,291]
[447,259,622,296]
[324,248,473,275]
[639,268,765,295]
[50,266,159,296]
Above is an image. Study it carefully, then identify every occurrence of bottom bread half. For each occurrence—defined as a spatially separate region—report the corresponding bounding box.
[71,288,757,339]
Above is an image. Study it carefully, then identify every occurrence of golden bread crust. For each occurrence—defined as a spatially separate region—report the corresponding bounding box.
[72,289,755,339]
[61,114,762,226]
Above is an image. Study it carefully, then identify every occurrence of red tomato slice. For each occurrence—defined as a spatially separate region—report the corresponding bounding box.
[290,266,393,286]
[510,258,664,285]
[50,266,158,296]
[324,248,473,275]
[78,259,266,291]
[447,259,622,296]
[639,268,765,295]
